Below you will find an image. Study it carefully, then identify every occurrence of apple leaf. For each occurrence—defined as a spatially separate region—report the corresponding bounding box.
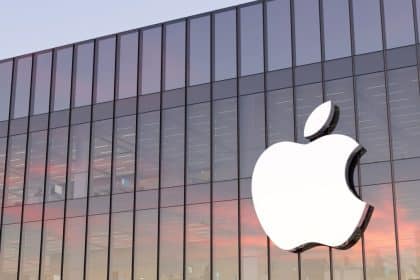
[304,100,335,140]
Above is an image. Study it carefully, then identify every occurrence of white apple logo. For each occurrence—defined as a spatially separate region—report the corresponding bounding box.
[252,101,373,252]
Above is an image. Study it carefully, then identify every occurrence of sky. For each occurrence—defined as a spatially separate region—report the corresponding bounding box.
[0,0,255,61]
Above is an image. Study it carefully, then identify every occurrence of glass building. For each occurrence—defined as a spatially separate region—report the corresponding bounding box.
[1,0,420,279]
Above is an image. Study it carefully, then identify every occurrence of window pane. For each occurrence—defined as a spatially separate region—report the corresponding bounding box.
[40,219,64,280]
[270,243,298,279]
[323,0,351,60]
[160,206,184,280]
[86,214,109,280]
[0,224,20,280]
[95,36,116,103]
[383,0,415,48]
[239,93,265,178]
[356,72,390,163]
[215,10,237,81]
[0,139,7,216]
[118,31,138,99]
[240,4,263,76]
[187,102,210,185]
[352,0,383,54]
[189,16,210,86]
[161,107,185,188]
[113,115,136,193]
[5,134,27,206]
[0,60,12,121]
[141,27,162,94]
[110,211,133,280]
[13,56,32,118]
[74,42,94,107]
[213,200,238,279]
[53,47,72,111]
[332,240,363,280]
[267,88,294,144]
[134,209,158,280]
[213,97,238,181]
[25,130,47,204]
[266,0,292,70]
[301,247,330,280]
[165,21,186,90]
[33,51,52,114]
[388,67,420,159]
[19,221,42,279]
[137,111,160,190]
[294,0,321,65]
[63,216,86,280]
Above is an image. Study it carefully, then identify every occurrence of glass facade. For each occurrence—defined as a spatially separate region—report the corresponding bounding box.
[0,0,420,279]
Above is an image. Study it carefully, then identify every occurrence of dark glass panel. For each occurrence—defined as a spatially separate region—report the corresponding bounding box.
[300,247,331,280]
[213,98,238,181]
[240,4,263,76]
[159,206,184,280]
[137,111,160,190]
[74,42,94,107]
[95,36,116,103]
[352,0,383,54]
[323,0,351,60]
[134,209,158,280]
[267,88,294,144]
[187,102,210,185]
[356,72,390,163]
[18,221,42,279]
[161,107,185,188]
[110,211,133,280]
[165,21,186,90]
[214,10,237,81]
[189,16,210,86]
[63,216,86,280]
[53,47,72,111]
[0,60,13,121]
[86,214,109,280]
[270,243,299,279]
[13,56,32,118]
[0,224,20,279]
[294,0,321,65]
[383,0,415,49]
[33,51,52,115]
[266,0,292,70]
[40,219,64,280]
[213,200,238,279]
[388,67,420,159]
[118,31,138,99]
[113,115,135,193]
[141,27,162,95]
[25,130,47,204]
[90,119,113,196]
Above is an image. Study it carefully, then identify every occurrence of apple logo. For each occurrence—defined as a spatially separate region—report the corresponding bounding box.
[251,100,373,252]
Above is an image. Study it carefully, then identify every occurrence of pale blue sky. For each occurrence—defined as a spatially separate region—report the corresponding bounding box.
[0,0,255,60]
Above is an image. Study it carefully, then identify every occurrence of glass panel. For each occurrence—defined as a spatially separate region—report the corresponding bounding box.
[213,200,239,279]
[137,111,160,190]
[267,88,294,144]
[5,134,27,207]
[0,224,20,280]
[33,51,52,114]
[383,0,415,49]
[90,119,113,196]
[74,41,94,107]
[86,214,109,280]
[141,27,162,94]
[159,206,184,280]
[25,130,47,204]
[19,221,42,279]
[161,107,185,188]
[189,16,210,86]
[110,211,133,280]
[323,0,351,60]
[294,0,321,65]
[214,10,237,81]
[240,3,263,76]
[332,241,363,280]
[113,115,135,193]
[165,21,186,90]
[266,0,292,70]
[352,0,383,54]
[388,67,420,159]
[67,123,90,199]
[134,209,158,280]
[0,138,6,216]
[63,216,86,280]
[270,243,299,279]
[53,46,72,111]
[417,0,420,41]
[40,219,64,280]
[95,36,116,103]
[118,31,138,99]
[356,72,390,163]
[0,60,13,121]
[187,102,210,185]
[13,56,32,118]
[46,127,69,202]
[301,247,330,280]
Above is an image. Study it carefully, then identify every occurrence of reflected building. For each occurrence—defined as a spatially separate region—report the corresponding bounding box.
[0,0,420,279]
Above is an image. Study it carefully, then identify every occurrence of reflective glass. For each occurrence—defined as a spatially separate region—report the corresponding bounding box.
[74,42,94,107]
[383,0,415,49]
[86,214,109,280]
[332,242,363,280]
[95,36,116,103]
[110,211,133,280]
[0,138,6,217]
[0,224,20,280]
[214,10,237,81]
[118,31,138,99]
[5,134,27,206]
[301,247,331,280]
[40,219,64,280]
[19,221,42,280]
[270,243,299,279]
[165,21,186,90]
[33,51,52,114]
[0,60,12,121]
[189,16,210,86]
[63,216,86,280]
[53,47,72,111]
[267,88,294,144]
[13,56,32,118]
[141,27,162,94]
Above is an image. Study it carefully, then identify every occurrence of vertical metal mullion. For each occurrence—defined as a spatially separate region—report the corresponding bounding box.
[210,12,215,280]
[183,19,188,280]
